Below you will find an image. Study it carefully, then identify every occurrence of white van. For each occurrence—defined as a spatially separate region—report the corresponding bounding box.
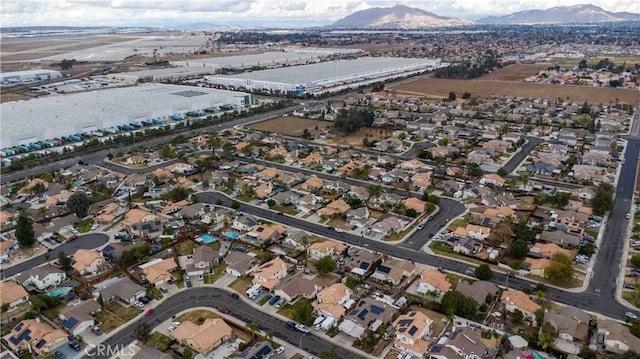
[245,284,263,299]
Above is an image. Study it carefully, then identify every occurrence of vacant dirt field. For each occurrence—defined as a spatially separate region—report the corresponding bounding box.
[480,64,549,81]
[331,127,394,147]
[390,76,640,105]
[249,116,332,136]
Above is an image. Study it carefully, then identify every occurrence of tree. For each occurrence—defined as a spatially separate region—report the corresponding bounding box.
[538,331,557,351]
[367,185,383,198]
[448,91,457,101]
[134,323,151,341]
[578,59,588,69]
[509,240,529,259]
[546,253,574,284]
[438,138,449,146]
[512,309,524,324]
[475,264,493,280]
[222,142,235,159]
[230,200,240,210]
[591,184,613,216]
[15,212,35,247]
[315,256,337,274]
[462,92,472,99]
[579,346,595,359]
[405,208,418,218]
[67,191,89,218]
[534,308,545,327]
[1,303,9,313]
[440,291,478,319]
[246,321,259,342]
[163,187,190,202]
[58,251,72,271]
[578,243,597,257]
[497,167,508,177]
[182,348,193,359]
[467,163,483,177]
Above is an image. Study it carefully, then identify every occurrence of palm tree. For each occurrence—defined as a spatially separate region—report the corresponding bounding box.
[534,289,547,306]
[538,332,556,352]
[246,321,259,343]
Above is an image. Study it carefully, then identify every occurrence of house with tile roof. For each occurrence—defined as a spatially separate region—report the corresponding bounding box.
[454,281,499,305]
[274,276,322,302]
[501,290,541,322]
[299,176,323,193]
[318,199,350,217]
[404,197,427,214]
[3,319,67,356]
[339,297,395,338]
[529,242,574,260]
[252,257,288,291]
[371,257,416,286]
[428,327,489,359]
[598,319,640,354]
[307,241,346,261]
[140,258,177,285]
[416,268,451,299]
[0,281,29,309]
[393,311,433,357]
[72,249,108,277]
[170,318,233,354]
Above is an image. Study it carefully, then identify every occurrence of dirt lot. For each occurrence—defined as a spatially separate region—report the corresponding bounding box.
[479,64,548,81]
[331,127,394,147]
[249,116,332,136]
[390,75,640,105]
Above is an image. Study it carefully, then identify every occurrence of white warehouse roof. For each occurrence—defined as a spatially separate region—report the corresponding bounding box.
[1,84,251,148]
[1,69,63,83]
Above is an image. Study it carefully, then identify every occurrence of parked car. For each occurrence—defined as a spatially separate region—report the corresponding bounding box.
[67,235,78,242]
[145,308,155,316]
[437,267,446,273]
[275,298,286,308]
[285,321,297,329]
[138,296,151,304]
[275,346,285,354]
[295,324,310,333]
[416,223,425,230]
[626,212,632,219]
[169,322,181,332]
[625,311,638,320]
[334,227,344,233]
[90,326,103,335]
[159,286,169,294]
[218,306,230,314]
[133,301,145,308]
[268,295,281,305]
[231,293,240,300]
[68,341,82,351]
[54,351,67,359]
[624,283,636,290]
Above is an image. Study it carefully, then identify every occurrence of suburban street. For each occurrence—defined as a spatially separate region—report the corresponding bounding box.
[84,287,366,359]
[1,233,109,278]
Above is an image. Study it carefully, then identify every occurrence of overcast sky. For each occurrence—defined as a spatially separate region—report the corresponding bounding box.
[2,0,639,27]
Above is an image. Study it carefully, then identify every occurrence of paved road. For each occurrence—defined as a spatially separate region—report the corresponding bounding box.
[84,287,366,359]
[1,233,109,278]
[0,106,301,184]
[502,136,543,174]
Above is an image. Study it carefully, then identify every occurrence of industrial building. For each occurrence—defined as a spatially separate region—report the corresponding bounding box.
[204,57,442,95]
[106,66,218,82]
[0,84,252,148]
[0,69,63,85]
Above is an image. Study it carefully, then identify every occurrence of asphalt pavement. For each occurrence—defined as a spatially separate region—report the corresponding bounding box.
[1,233,109,278]
[83,287,366,359]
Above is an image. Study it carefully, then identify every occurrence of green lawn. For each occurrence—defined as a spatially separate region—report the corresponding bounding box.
[585,229,599,239]
[448,218,468,230]
[383,224,415,242]
[147,286,163,300]
[106,303,142,322]
[326,217,348,229]
[622,292,640,308]
[277,298,314,326]
[270,204,299,215]
[76,218,94,233]
[144,332,173,352]
[229,276,253,294]
[94,310,124,333]
[172,269,185,289]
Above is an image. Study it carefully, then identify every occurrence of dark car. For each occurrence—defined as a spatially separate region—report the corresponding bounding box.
[68,341,82,351]
[54,351,67,359]
[268,295,281,305]
[625,283,636,290]
[186,279,192,288]
[231,293,240,300]
[285,321,297,329]
[138,296,152,304]
[68,235,78,242]
[218,306,230,314]
[437,267,446,273]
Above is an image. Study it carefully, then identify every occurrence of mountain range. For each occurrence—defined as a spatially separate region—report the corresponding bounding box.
[330,4,640,28]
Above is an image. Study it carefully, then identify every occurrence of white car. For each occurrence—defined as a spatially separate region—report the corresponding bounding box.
[626,312,638,320]
[275,347,285,354]
[627,213,632,219]
[334,228,344,233]
[133,301,145,308]
[90,224,99,231]
[70,227,79,234]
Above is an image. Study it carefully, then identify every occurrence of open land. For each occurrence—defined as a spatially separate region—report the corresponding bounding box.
[478,64,548,81]
[332,127,394,147]
[248,116,332,136]
[390,67,640,105]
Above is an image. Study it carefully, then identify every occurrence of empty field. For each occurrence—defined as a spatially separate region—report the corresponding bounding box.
[479,64,548,81]
[249,116,332,136]
[390,76,640,105]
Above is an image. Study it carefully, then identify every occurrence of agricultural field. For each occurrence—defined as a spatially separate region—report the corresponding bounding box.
[248,116,332,136]
[390,74,640,105]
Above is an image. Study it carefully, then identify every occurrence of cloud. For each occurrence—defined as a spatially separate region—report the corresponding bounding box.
[1,0,638,27]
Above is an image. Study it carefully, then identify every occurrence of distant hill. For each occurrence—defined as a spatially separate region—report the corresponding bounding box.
[330,4,472,29]
[477,4,640,24]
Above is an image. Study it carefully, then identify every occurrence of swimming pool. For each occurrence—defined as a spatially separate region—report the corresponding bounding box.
[225,232,239,240]
[198,234,216,244]
[48,288,69,297]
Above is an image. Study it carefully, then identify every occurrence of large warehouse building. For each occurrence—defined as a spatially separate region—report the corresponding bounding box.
[0,69,63,85]
[204,57,442,95]
[1,84,252,148]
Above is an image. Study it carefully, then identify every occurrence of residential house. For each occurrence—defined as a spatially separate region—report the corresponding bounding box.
[231,341,274,359]
[347,207,370,228]
[314,283,352,320]
[369,192,403,210]
[393,311,433,357]
[182,246,220,279]
[455,281,499,305]
[416,268,451,299]
[140,258,177,285]
[466,224,492,241]
[318,199,350,217]
[0,281,29,309]
[299,176,323,193]
[370,216,408,237]
[371,257,416,286]
[72,249,108,277]
[501,290,541,322]
[170,319,233,354]
[429,327,489,359]
[274,276,322,302]
[525,258,551,277]
[58,300,101,336]
[252,257,288,291]
[324,181,349,195]
[3,319,67,356]
[94,277,145,305]
[232,214,258,232]
[122,208,164,236]
[296,194,322,213]
[598,319,640,354]
[538,230,581,248]
[133,348,173,359]
[339,297,395,338]
[411,172,432,191]
[344,248,381,277]
[400,159,429,173]
[0,240,17,262]
[307,241,346,261]
[271,191,298,206]
[529,242,574,259]
[15,266,66,292]
[225,251,258,277]
[543,309,589,344]
[404,197,427,214]
[480,174,506,187]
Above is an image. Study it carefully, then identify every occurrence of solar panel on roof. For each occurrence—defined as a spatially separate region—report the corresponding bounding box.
[14,322,23,331]
[408,326,418,336]
[399,327,406,333]
[9,329,31,345]
[370,305,384,315]
[409,312,416,317]
[35,339,47,349]
[482,218,492,226]
[378,265,391,273]
[398,319,413,326]
[102,245,115,253]
[357,309,369,320]
[359,262,369,270]
[431,345,443,353]
[64,317,79,330]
